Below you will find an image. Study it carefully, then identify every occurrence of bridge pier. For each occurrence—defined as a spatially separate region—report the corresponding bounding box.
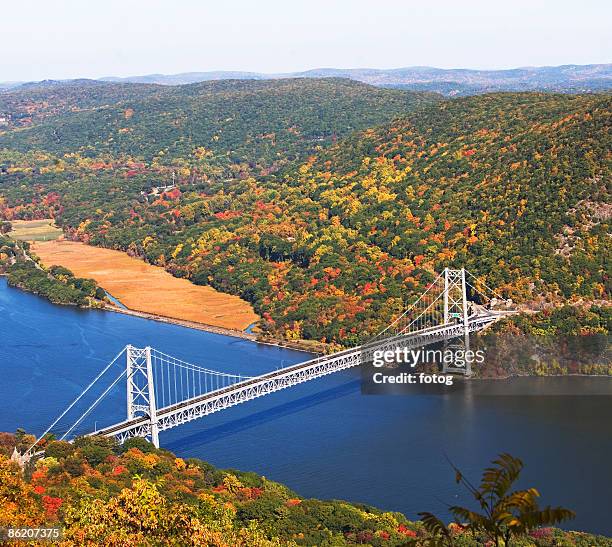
[145,347,160,448]
[443,268,472,376]
[126,345,160,448]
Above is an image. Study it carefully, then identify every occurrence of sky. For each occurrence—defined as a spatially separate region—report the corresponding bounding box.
[2,0,611,82]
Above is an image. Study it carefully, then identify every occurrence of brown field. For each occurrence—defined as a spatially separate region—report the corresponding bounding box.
[31,240,259,331]
[9,219,63,241]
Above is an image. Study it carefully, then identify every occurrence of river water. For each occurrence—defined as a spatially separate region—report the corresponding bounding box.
[1,278,611,535]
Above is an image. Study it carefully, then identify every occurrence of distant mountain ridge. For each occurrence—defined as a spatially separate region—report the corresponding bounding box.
[100,63,612,95]
[2,63,611,95]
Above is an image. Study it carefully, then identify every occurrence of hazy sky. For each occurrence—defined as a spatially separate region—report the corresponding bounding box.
[2,0,611,81]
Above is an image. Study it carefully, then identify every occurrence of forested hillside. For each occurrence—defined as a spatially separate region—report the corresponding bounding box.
[0,79,439,173]
[0,85,609,345]
[2,432,608,546]
[0,80,163,127]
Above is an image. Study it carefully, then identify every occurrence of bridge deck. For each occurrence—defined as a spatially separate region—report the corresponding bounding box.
[93,311,508,441]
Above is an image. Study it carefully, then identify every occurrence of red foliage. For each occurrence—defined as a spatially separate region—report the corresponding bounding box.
[33,485,46,495]
[42,496,62,520]
[262,312,275,325]
[240,487,264,500]
[164,188,182,201]
[214,210,241,220]
[449,522,467,535]
[31,469,46,483]
[43,192,61,206]
[413,255,426,267]
[362,282,377,295]
[398,524,417,537]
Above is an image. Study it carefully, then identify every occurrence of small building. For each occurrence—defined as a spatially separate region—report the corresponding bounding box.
[11,447,31,468]
[142,183,176,197]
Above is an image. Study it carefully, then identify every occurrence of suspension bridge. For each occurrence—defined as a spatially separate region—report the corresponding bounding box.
[26,268,515,455]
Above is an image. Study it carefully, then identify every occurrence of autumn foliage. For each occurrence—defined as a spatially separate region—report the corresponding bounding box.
[0,85,609,347]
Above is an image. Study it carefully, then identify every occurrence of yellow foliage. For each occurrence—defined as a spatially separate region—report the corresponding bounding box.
[171,244,184,259]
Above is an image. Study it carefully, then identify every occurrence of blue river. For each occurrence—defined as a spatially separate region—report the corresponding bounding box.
[1,278,611,535]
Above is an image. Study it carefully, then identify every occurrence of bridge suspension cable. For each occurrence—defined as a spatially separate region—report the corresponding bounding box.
[369,267,510,346]
[146,347,253,411]
[60,367,128,441]
[396,279,448,336]
[26,346,128,455]
[28,345,255,454]
[464,270,512,305]
[370,270,446,342]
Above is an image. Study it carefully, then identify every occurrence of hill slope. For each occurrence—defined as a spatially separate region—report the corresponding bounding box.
[0,78,440,172]
[0,80,164,126]
[2,433,609,546]
[0,91,608,344]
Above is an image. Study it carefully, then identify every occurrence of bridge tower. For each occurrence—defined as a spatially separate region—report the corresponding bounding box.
[126,345,159,447]
[442,268,472,375]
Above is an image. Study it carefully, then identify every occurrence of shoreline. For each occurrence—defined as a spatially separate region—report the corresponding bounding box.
[104,304,258,341]
[104,304,319,354]
[103,307,612,375]
[0,268,320,354]
[1,274,608,371]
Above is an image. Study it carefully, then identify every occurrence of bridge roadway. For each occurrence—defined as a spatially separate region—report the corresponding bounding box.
[93,310,508,444]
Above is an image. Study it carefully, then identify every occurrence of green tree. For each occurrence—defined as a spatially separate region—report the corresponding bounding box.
[419,453,575,546]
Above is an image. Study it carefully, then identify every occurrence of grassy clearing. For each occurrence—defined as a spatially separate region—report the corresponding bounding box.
[31,240,260,331]
[9,219,63,241]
